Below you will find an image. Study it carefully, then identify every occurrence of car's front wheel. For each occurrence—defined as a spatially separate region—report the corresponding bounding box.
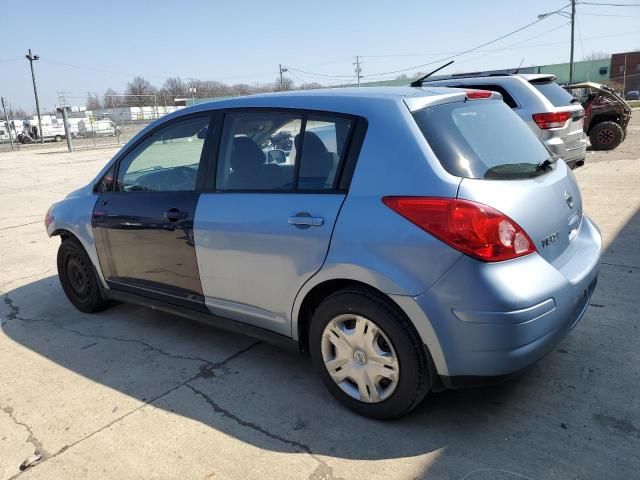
[589,121,624,150]
[309,287,429,419]
[57,237,110,313]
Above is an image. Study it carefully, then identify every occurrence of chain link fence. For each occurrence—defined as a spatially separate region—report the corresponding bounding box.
[1,94,189,153]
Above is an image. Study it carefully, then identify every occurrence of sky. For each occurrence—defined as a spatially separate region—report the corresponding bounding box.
[1,0,639,113]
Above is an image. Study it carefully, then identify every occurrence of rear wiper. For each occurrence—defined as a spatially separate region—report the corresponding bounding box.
[538,154,559,168]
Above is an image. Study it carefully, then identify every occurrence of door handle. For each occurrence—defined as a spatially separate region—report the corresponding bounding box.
[288,213,324,228]
[164,208,188,222]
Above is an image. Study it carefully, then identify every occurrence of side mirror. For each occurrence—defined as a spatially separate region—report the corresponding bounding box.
[267,149,287,164]
[196,127,208,139]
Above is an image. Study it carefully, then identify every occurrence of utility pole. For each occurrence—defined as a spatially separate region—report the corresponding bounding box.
[569,0,576,84]
[25,49,44,143]
[1,97,16,151]
[278,64,288,91]
[353,56,363,87]
[622,53,627,95]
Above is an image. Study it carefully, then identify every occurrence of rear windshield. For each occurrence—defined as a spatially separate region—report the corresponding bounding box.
[531,80,577,107]
[413,100,551,180]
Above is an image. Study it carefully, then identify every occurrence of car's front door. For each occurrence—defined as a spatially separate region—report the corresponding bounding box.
[194,110,359,335]
[92,114,212,309]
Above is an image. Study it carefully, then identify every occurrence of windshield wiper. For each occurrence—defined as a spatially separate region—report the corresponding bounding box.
[128,165,164,175]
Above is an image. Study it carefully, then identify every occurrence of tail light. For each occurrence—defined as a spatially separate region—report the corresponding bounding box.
[44,205,54,229]
[532,111,571,129]
[382,197,536,262]
[465,90,493,100]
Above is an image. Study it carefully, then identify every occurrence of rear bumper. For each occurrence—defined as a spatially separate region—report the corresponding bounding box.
[403,215,601,379]
[544,132,587,165]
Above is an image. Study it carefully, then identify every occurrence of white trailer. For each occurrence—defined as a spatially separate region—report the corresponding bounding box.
[78,119,119,137]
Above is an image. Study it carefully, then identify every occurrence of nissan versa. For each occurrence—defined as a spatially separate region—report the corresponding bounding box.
[45,87,601,419]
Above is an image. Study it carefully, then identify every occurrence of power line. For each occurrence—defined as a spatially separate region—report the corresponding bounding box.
[579,1,640,6]
[356,3,573,78]
[356,28,640,83]
[285,66,354,79]
[579,11,640,15]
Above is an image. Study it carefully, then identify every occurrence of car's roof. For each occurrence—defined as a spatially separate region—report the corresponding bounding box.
[425,73,557,84]
[164,86,470,121]
[198,86,459,104]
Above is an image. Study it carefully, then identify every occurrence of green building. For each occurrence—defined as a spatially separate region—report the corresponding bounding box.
[534,58,611,84]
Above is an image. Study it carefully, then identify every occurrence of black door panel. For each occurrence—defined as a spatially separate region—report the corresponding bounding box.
[93,191,204,307]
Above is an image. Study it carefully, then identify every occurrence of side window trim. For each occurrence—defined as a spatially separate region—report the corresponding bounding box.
[337,116,368,190]
[292,115,307,190]
[105,112,215,194]
[210,107,364,194]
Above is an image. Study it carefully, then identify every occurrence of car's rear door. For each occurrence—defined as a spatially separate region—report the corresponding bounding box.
[194,109,361,335]
[92,114,213,310]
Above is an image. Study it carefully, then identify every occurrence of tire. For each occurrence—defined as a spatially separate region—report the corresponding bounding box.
[309,287,429,419]
[54,135,62,142]
[57,237,110,313]
[589,121,623,150]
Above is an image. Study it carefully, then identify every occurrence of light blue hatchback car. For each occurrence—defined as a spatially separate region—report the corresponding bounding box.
[46,87,601,418]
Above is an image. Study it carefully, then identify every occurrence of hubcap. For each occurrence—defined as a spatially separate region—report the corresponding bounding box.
[321,314,399,403]
[598,128,614,144]
[67,256,89,296]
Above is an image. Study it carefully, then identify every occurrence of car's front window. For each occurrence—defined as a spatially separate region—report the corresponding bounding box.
[116,116,209,192]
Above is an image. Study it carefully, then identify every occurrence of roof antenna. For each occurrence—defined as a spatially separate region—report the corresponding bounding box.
[410,60,455,87]
[513,58,525,74]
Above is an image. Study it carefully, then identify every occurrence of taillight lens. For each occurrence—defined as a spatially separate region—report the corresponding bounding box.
[382,197,536,262]
[532,111,571,129]
[465,90,493,100]
[44,205,54,229]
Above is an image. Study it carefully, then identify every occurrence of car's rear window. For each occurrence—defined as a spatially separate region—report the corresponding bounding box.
[531,80,576,107]
[413,100,551,179]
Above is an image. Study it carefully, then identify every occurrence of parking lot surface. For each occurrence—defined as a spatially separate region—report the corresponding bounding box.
[1,114,639,480]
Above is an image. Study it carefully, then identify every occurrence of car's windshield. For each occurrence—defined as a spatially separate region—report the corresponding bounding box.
[531,80,578,107]
[413,99,552,179]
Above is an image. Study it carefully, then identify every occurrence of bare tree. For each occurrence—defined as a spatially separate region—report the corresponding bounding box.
[163,77,185,96]
[299,82,322,90]
[583,51,611,61]
[104,88,127,108]
[231,83,252,96]
[86,94,102,111]
[11,107,28,119]
[275,76,294,92]
[126,76,157,106]
[395,74,409,81]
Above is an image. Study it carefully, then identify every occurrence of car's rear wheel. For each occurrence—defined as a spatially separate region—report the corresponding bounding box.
[589,121,623,150]
[309,287,429,419]
[57,237,110,313]
[54,135,62,142]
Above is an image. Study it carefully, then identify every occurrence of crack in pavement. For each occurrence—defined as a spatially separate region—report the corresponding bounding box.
[2,292,266,478]
[2,220,42,230]
[600,261,639,270]
[2,293,251,371]
[0,405,46,459]
[184,384,345,480]
[3,338,261,480]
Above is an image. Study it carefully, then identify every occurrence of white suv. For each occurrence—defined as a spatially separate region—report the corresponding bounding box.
[424,74,587,169]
